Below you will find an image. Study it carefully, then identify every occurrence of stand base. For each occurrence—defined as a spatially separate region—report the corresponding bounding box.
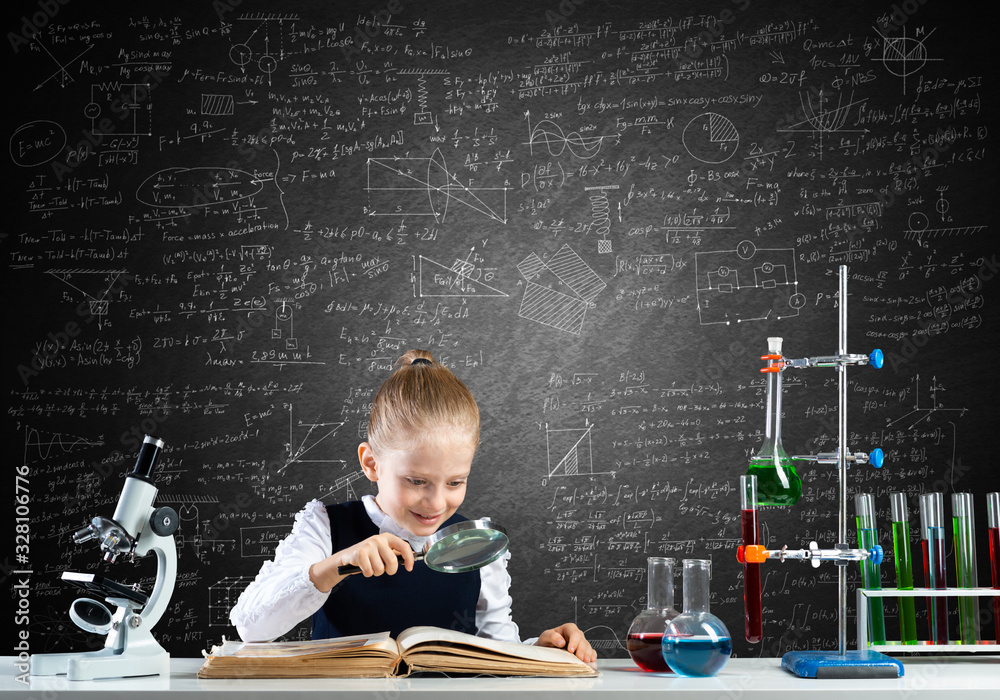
[781,650,904,679]
[31,647,169,681]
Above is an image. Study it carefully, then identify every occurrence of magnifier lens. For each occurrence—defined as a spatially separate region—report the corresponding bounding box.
[425,528,508,572]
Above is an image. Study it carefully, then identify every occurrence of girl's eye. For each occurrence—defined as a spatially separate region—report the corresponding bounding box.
[448,481,466,487]
[408,478,425,486]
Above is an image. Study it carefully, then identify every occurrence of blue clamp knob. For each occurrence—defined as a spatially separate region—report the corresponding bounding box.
[869,545,883,566]
[869,349,883,369]
[869,448,884,469]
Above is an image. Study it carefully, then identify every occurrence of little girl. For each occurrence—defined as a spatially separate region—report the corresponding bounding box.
[230,349,596,664]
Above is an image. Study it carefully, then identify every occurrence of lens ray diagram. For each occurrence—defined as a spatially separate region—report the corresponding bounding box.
[366,148,508,223]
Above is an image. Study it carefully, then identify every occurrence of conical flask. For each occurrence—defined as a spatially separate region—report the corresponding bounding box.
[626,557,679,672]
[661,559,732,677]
[746,337,802,506]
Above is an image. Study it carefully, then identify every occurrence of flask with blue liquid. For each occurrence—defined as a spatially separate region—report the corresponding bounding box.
[661,558,732,677]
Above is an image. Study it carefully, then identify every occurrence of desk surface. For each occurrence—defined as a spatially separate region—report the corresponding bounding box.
[3,656,999,698]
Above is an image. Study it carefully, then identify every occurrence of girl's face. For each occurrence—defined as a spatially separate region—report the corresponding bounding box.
[360,433,475,537]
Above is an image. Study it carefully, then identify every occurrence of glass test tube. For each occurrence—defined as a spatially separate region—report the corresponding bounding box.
[890,493,918,644]
[920,492,948,644]
[952,493,979,644]
[741,475,762,644]
[855,493,885,644]
[987,492,999,645]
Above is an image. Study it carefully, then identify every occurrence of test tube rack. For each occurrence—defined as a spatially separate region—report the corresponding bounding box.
[857,588,1000,653]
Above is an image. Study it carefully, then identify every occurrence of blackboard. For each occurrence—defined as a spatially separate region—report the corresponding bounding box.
[6,0,998,662]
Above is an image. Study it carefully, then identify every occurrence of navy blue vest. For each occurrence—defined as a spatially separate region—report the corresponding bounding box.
[312,501,481,639]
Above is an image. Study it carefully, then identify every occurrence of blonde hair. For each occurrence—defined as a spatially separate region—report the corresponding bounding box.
[367,349,480,455]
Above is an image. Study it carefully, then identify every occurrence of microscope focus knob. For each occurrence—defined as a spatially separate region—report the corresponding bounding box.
[150,507,179,537]
[869,448,884,469]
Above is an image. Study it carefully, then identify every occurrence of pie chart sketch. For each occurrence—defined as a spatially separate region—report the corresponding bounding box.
[683,112,739,164]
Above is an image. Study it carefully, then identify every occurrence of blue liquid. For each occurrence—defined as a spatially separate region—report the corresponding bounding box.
[661,636,732,677]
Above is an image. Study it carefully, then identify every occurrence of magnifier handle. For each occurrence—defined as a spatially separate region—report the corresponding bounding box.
[338,552,424,576]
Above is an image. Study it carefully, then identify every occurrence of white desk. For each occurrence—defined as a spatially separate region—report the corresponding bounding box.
[3,657,998,698]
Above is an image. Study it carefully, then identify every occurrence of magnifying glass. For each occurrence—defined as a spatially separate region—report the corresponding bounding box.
[337,518,509,575]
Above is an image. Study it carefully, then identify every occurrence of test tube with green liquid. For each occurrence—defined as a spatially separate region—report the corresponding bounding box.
[855,493,885,644]
[920,492,948,644]
[890,492,917,644]
[952,493,979,644]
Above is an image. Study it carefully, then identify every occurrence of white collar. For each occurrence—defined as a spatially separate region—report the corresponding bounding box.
[361,494,430,551]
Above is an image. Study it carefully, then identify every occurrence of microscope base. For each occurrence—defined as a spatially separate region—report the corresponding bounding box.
[31,638,170,681]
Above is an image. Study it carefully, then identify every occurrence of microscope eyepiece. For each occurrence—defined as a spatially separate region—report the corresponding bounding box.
[131,435,165,479]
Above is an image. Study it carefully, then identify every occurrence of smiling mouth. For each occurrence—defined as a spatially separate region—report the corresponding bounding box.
[412,512,443,524]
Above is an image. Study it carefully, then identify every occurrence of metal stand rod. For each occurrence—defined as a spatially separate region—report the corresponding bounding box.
[837,264,848,656]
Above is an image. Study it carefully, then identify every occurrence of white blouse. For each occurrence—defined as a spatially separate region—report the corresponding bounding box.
[230,496,531,644]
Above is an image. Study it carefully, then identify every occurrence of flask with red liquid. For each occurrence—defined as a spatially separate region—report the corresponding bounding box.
[626,557,679,673]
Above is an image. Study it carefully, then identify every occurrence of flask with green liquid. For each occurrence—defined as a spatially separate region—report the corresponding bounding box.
[746,337,802,506]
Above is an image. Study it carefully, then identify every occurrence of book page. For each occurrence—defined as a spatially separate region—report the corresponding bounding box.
[215,631,393,658]
[397,626,590,666]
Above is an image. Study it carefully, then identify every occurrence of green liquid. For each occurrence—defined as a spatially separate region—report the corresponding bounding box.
[857,526,886,644]
[746,455,802,506]
[953,515,980,644]
[891,521,918,644]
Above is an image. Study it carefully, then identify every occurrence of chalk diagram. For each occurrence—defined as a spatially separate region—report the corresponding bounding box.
[398,68,450,127]
[25,32,95,90]
[279,404,347,474]
[231,13,300,85]
[273,299,300,349]
[545,422,613,478]
[873,25,941,95]
[45,268,127,330]
[209,577,253,626]
[135,156,288,229]
[21,425,104,464]
[525,112,621,160]
[903,192,987,248]
[414,250,508,298]
[517,244,606,335]
[366,148,509,223]
[152,494,221,562]
[85,83,152,137]
[682,112,739,164]
[201,93,235,116]
[776,90,868,159]
[694,240,804,325]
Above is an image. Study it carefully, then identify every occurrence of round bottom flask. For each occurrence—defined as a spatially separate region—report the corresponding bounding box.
[662,559,732,677]
[626,557,678,673]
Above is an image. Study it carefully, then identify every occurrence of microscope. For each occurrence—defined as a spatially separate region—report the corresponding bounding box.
[31,435,179,681]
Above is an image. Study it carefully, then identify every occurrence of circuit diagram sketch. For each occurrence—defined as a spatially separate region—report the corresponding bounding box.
[694,239,804,325]
[517,244,606,335]
[366,148,509,223]
[86,83,153,137]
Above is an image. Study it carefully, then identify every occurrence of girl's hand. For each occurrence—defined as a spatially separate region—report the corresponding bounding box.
[536,622,597,666]
[310,533,415,591]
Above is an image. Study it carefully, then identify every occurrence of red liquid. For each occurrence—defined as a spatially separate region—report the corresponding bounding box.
[627,632,672,673]
[741,509,763,643]
[922,537,948,644]
[990,527,1000,644]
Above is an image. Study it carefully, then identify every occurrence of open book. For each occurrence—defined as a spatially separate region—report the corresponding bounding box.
[198,625,599,679]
